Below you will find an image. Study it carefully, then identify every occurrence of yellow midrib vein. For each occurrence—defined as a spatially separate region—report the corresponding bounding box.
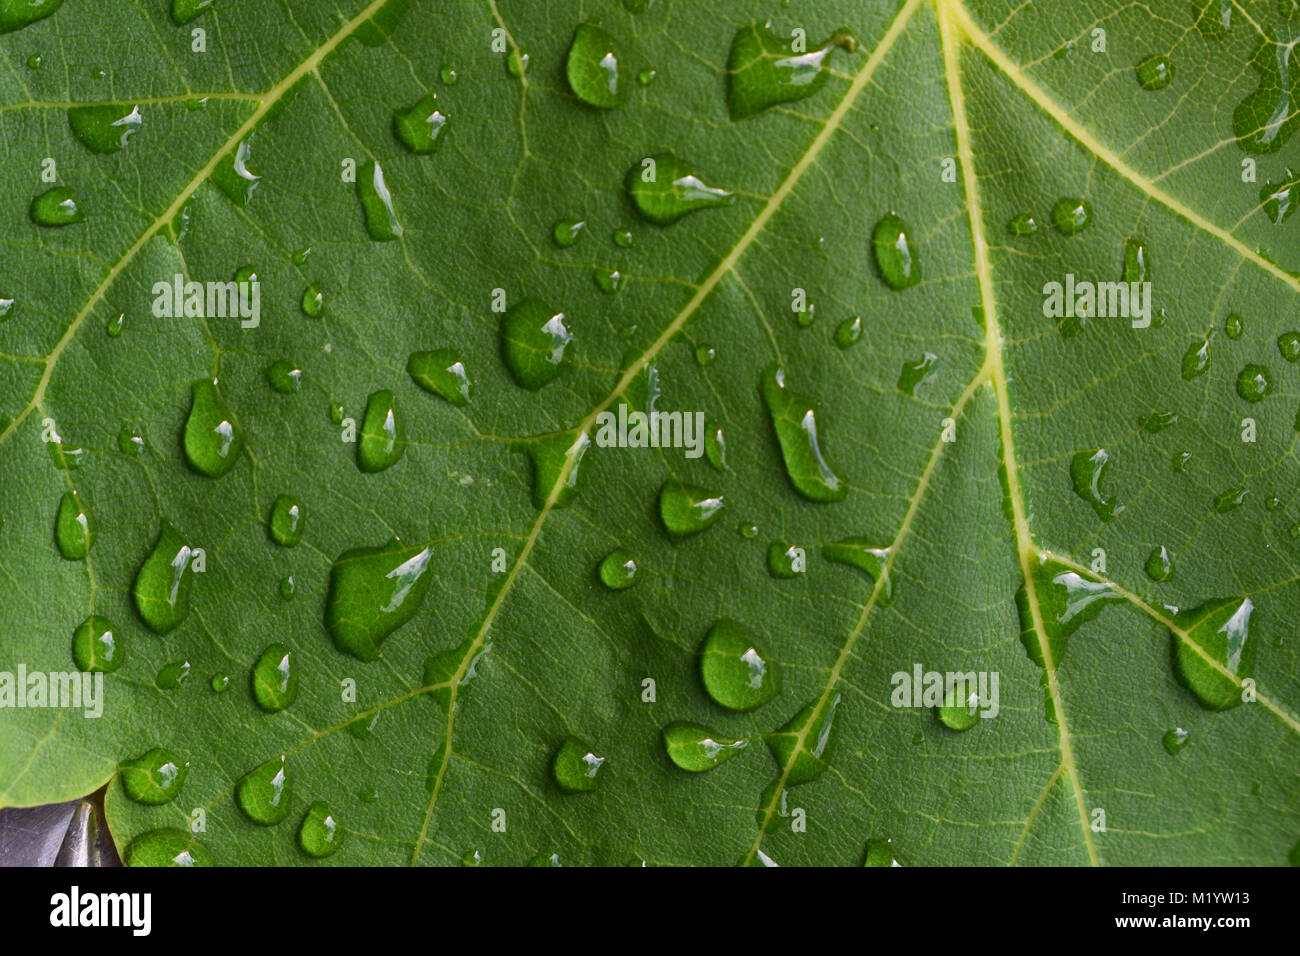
[0,0,394,448]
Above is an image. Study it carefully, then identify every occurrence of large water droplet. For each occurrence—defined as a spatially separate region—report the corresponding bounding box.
[501,297,571,389]
[71,615,122,672]
[662,722,748,771]
[625,152,734,225]
[761,365,846,502]
[871,213,921,290]
[566,22,624,108]
[552,736,606,793]
[211,137,259,206]
[1070,448,1122,521]
[1145,545,1174,582]
[1236,364,1273,402]
[897,352,938,396]
[324,539,433,661]
[1232,29,1299,154]
[393,91,448,154]
[863,838,900,866]
[1181,332,1213,379]
[408,349,471,405]
[121,747,189,805]
[699,618,779,711]
[54,490,93,560]
[124,829,212,867]
[726,21,856,120]
[183,379,243,478]
[68,104,141,153]
[236,755,292,825]
[823,539,892,604]
[1170,597,1255,710]
[298,801,344,858]
[1260,167,1297,223]
[659,480,725,537]
[133,522,194,634]
[251,643,298,712]
[766,694,840,785]
[522,429,590,508]
[357,389,404,472]
[1135,54,1174,90]
[1051,197,1092,235]
[30,187,84,226]
[356,159,403,241]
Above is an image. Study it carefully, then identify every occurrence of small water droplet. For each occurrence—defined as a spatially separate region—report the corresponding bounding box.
[0,0,64,34]
[871,212,922,290]
[54,490,93,560]
[1135,54,1174,90]
[598,549,638,589]
[133,522,194,634]
[183,379,243,477]
[210,673,229,692]
[1145,545,1174,581]
[1235,364,1273,402]
[1224,312,1244,339]
[266,358,303,393]
[522,429,590,508]
[694,344,716,366]
[356,159,403,241]
[823,539,892,604]
[1181,332,1213,379]
[1051,197,1092,235]
[30,187,84,226]
[1139,410,1178,433]
[393,91,448,154]
[301,285,324,317]
[236,755,292,825]
[594,267,624,294]
[766,694,840,785]
[325,539,433,661]
[298,801,345,858]
[211,137,259,206]
[552,219,585,247]
[1162,727,1190,755]
[625,152,734,225]
[638,69,656,85]
[71,616,122,672]
[897,352,938,396]
[68,104,142,153]
[552,736,606,793]
[834,316,863,348]
[279,574,295,601]
[155,660,191,690]
[357,389,404,472]
[936,682,981,731]
[1007,212,1038,235]
[761,365,845,502]
[440,66,458,84]
[1214,484,1249,512]
[659,480,725,537]
[121,747,189,805]
[662,722,748,771]
[407,349,471,405]
[863,838,900,867]
[506,49,529,78]
[170,0,212,26]
[1260,167,1297,224]
[1278,331,1300,362]
[1070,448,1121,521]
[124,829,212,867]
[1123,238,1151,282]
[766,540,804,579]
[566,22,625,108]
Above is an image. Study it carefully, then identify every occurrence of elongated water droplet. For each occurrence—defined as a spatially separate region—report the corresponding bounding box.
[301,284,324,317]
[761,365,846,502]
[834,316,862,348]
[356,159,402,241]
[1233,29,1299,154]
[662,722,747,772]
[726,21,856,119]
[54,490,93,560]
[699,618,779,711]
[121,747,189,805]
[1145,545,1174,581]
[1123,238,1151,282]
[393,91,448,154]
[1214,484,1248,512]
[30,187,83,226]
[766,694,840,785]
[170,0,212,25]
[408,349,471,405]
[267,494,304,547]
[133,522,193,634]
[124,829,212,867]
[298,802,344,858]
[357,389,404,472]
[68,104,141,153]
[1051,197,1092,235]
[659,480,725,537]
[183,379,243,477]
[236,755,292,825]
[506,49,529,77]
[71,615,122,672]
[325,539,433,661]
[501,298,572,390]
[211,137,259,206]
[1162,727,1190,755]
[266,358,302,393]
[522,429,589,508]
[1261,167,1297,224]
[1170,597,1255,710]
[0,0,63,33]
[552,219,585,247]
[1070,448,1122,521]
[155,660,191,690]
[552,736,606,793]
[705,422,727,472]
[871,213,921,290]
[598,549,638,589]
[1192,0,1232,39]
[625,152,734,225]
[566,22,624,108]
[1181,332,1213,379]
[279,574,295,601]
[897,352,938,396]
[823,539,892,605]
[1224,312,1244,339]
[1135,54,1174,90]
[1236,364,1273,402]
[251,643,297,712]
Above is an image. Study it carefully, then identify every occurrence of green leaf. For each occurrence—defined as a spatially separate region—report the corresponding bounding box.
[0,0,1297,868]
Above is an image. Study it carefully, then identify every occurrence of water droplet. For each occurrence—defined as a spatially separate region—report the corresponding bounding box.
[694,344,716,366]
[210,673,229,692]
[705,421,727,472]
[761,365,846,502]
[1135,54,1174,90]
[1123,238,1151,282]
[279,574,295,601]
[1007,213,1038,235]
[529,852,561,867]
[552,736,606,793]
[301,283,325,317]
[699,618,779,711]
[1192,0,1233,39]
[155,660,191,690]
[236,755,292,825]
[0,297,14,321]
[897,352,938,396]
[71,616,122,672]
[501,297,572,389]
[766,540,803,579]
[522,429,590,508]
[356,159,402,241]
[1145,545,1174,581]
[612,227,633,248]
[506,49,529,78]
[440,66,458,84]
[298,801,344,858]
[594,267,624,294]
[566,22,625,108]
[1139,410,1178,433]
[1172,450,1191,471]
[1235,364,1273,402]
[133,522,194,634]
[0,0,64,33]
[863,838,900,866]
[834,316,863,348]
[211,137,259,206]
[625,152,734,225]
[1278,331,1300,362]
[1018,561,1123,675]
[1261,167,1297,224]
[356,389,404,472]
[659,480,725,537]
[264,493,305,547]
[170,0,211,26]
[552,219,585,247]
[407,349,471,405]
[250,643,297,712]
[638,68,656,85]
[26,53,40,68]
[598,549,638,589]
[1162,727,1190,755]
[1051,197,1092,235]
[266,358,303,393]
[325,539,433,661]
[1233,29,1299,154]
[766,694,840,785]
[54,490,93,560]
[823,539,892,604]
[30,187,84,226]
[1070,448,1121,521]
[1170,597,1255,710]
[1214,484,1249,512]
[937,682,981,731]
[461,849,483,866]
[871,213,922,290]
[1181,332,1213,379]
[392,92,448,154]
[121,747,189,804]
[726,21,856,120]
[1224,312,1243,339]
[739,522,759,539]
[292,246,312,266]
[124,829,212,867]
[183,379,243,477]
[662,722,748,771]
[67,104,141,153]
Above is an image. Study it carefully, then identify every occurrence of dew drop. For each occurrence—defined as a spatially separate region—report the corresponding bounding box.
[726,21,856,120]
[699,618,779,711]
[871,212,921,290]
[1170,597,1255,710]
[1261,168,1297,224]
[392,91,448,154]
[552,219,585,247]
[133,522,194,634]
[1278,332,1300,362]
[863,838,900,867]
[210,673,230,692]
[766,694,840,785]
[501,297,572,389]
[170,0,212,26]
[835,316,863,348]
[356,159,403,241]
[659,480,725,537]
[1181,333,1213,379]
[937,682,981,731]
[1235,364,1273,402]
[1145,545,1174,582]
[67,104,141,153]
[552,736,606,793]
[0,0,64,34]
[566,22,625,109]
[1162,727,1190,755]
[598,549,638,589]
[1232,30,1299,154]
[761,365,846,502]
[662,722,747,772]
[625,152,734,225]
[1135,54,1174,90]
[54,490,93,560]
[1214,484,1248,512]
[266,358,303,393]
[766,540,803,579]
[1007,212,1038,235]
[30,187,84,226]
[155,660,191,690]
[236,755,292,825]
[694,344,716,366]
[1051,197,1092,235]
[124,829,212,867]
[1123,238,1151,282]
[1224,312,1243,339]
[211,137,259,206]
[121,748,189,805]
[1070,448,1122,521]
[522,429,590,509]
[823,539,892,604]
[183,379,243,477]
[407,349,471,405]
[440,66,457,84]
[357,389,404,472]
[71,615,122,672]
[594,267,624,294]
[324,539,433,661]
[897,352,938,396]
[298,802,345,858]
